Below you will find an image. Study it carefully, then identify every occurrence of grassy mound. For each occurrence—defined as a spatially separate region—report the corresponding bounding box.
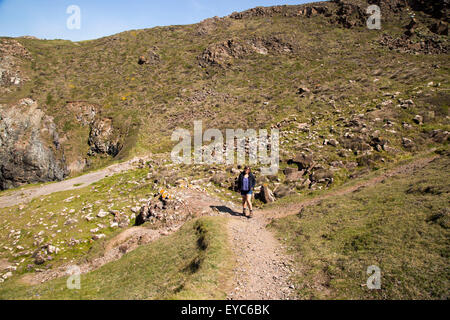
[0,216,233,300]
[270,153,449,299]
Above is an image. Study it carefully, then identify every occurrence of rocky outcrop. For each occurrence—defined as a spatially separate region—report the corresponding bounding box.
[198,36,293,67]
[88,118,122,157]
[0,99,68,190]
[135,191,186,227]
[66,101,122,157]
[332,0,368,29]
[196,16,230,36]
[229,6,284,19]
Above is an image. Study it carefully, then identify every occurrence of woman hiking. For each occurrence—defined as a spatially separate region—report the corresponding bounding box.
[238,166,256,218]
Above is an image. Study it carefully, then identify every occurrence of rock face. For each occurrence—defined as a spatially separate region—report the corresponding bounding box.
[66,101,122,158]
[229,6,284,19]
[0,99,68,190]
[88,118,122,157]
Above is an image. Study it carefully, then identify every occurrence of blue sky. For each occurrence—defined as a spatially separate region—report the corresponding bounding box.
[0,0,312,41]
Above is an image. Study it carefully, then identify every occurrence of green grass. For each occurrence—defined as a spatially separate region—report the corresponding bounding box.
[0,167,157,274]
[270,155,450,299]
[0,216,233,300]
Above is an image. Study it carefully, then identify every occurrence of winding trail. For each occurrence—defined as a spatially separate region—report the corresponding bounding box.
[0,156,152,209]
[2,152,439,299]
[167,188,296,300]
[261,154,439,221]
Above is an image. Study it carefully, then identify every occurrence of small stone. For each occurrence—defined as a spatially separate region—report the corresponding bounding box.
[92,234,106,240]
[97,209,108,218]
[413,115,423,125]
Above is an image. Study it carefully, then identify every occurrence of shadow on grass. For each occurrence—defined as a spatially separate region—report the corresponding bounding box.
[210,205,243,217]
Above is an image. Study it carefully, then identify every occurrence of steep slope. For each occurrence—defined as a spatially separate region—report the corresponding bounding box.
[0,0,448,299]
[0,0,448,190]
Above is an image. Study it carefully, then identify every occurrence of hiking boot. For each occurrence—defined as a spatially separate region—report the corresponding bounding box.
[248,210,254,218]
[242,208,248,217]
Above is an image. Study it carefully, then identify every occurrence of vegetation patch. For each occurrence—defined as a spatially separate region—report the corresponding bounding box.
[0,217,233,300]
[270,154,450,299]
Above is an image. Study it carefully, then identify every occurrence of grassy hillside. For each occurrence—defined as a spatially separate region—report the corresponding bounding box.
[0,0,448,300]
[0,216,233,299]
[270,149,449,299]
[1,0,448,178]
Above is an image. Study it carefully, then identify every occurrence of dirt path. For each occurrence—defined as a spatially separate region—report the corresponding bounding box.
[226,154,439,300]
[0,155,152,209]
[227,215,296,300]
[261,154,439,220]
[10,152,440,299]
[170,187,296,300]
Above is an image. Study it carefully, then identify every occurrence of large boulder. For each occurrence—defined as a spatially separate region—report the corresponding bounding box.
[288,153,314,171]
[0,99,68,190]
[274,185,296,199]
[310,169,334,187]
[284,167,305,182]
[258,184,275,203]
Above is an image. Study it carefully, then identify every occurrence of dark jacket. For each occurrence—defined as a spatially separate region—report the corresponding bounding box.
[238,172,256,191]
